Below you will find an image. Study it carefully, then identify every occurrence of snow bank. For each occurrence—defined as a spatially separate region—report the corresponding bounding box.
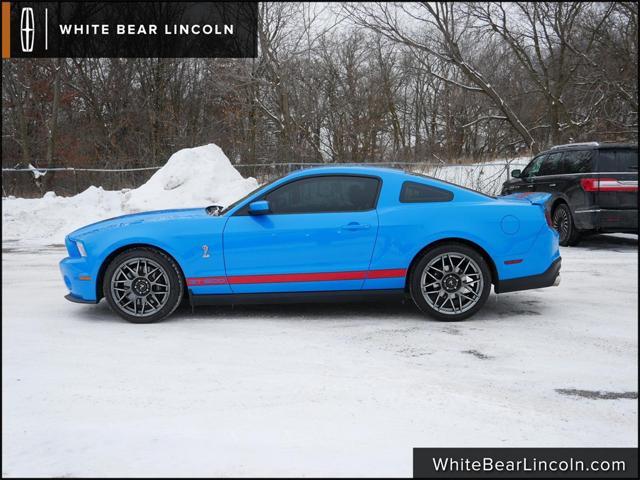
[123,144,257,212]
[2,144,258,246]
[2,187,125,246]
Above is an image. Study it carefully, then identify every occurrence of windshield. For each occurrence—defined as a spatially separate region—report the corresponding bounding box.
[219,178,278,215]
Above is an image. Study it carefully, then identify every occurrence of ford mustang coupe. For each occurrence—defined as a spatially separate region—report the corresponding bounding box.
[60,166,561,323]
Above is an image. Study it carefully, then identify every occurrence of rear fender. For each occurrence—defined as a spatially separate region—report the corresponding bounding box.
[500,192,554,224]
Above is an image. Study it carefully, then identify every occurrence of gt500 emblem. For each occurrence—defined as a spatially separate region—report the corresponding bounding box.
[201,245,210,258]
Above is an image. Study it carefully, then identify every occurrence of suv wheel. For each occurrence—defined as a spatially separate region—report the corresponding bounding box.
[409,243,492,321]
[552,203,581,246]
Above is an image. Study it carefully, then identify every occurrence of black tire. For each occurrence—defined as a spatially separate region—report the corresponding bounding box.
[103,247,184,323]
[552,203,581,246]
[409,243,492,321]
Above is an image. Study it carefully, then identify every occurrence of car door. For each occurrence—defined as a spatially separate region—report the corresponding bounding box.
[222,175,381,293]
[510,154,546,193]
[534,151,566,193]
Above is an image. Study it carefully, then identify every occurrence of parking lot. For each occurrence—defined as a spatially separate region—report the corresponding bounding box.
[2,234,637,477]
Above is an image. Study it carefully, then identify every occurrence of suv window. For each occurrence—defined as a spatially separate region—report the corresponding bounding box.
[521,154,546,177]
[264,175,380,214]
[400,182,453,203]
[598,149,638,172]
[563,150,593,174]
[538,152,564,176]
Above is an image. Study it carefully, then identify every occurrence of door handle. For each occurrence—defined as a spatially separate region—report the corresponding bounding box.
[549,183,556,187]
[341,222,370,231]
[527,184,535,188]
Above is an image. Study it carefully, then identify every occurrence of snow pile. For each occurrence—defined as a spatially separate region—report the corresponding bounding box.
[2,187,124,246]
[2,144,258,246]
[123,144,258,212]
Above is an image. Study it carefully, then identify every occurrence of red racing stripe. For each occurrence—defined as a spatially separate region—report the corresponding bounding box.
[186,268,407,286]
[228,270,367,284]
[366,268,407,279]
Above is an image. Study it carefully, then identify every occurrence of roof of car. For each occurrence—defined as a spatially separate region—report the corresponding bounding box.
[286,164,407,178]
[544,142,637,153]
[283,164,493,198]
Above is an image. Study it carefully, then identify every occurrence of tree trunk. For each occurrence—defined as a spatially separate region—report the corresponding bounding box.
[44,58,62,192]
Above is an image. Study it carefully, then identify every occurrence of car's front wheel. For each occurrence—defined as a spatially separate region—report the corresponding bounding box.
[409,243,492,321]
[103,247,184,323]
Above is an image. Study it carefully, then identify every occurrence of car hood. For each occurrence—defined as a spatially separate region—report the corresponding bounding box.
[68,207,213,240]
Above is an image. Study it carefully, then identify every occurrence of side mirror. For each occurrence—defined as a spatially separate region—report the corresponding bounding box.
[511,169,522,178]
[248,200,270,215]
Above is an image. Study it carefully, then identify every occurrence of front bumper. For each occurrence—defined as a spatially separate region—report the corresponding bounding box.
[495,257,561,294]
[574,208,638,233]
[65,293,98,304]
[59,256,98,303]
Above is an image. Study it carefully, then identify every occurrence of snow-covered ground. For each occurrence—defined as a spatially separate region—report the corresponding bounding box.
[2,234,637,477]
[1,145,636,475]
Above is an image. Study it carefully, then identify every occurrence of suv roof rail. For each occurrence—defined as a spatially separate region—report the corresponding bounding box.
[550,142,600,150]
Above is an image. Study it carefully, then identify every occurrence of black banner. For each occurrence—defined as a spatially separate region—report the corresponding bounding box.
[413,448,638,478]
[3,2,257,58]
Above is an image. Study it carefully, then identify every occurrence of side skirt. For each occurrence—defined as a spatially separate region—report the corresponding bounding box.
[189,289,407,306]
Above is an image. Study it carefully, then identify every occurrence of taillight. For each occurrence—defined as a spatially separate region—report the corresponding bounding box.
[580,178,599,191]
[580,177,638,192]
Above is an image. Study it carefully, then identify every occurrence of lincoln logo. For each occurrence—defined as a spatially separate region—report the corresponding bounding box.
[20,7,34,52]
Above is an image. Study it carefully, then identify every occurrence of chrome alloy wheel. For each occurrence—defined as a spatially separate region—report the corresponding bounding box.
[110,257,171,317]
[420,253,484,315]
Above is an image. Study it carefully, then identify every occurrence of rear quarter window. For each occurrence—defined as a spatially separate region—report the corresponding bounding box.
[400,182,453,203]
[597,149,638,172]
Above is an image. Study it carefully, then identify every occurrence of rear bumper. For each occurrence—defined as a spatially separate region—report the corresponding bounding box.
[495,257,561,294]
[574,208,638,233]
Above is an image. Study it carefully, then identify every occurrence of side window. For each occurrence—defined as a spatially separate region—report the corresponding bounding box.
[521,154,546,177]
[264,175,380,214]
[563,150,593,174]
[598,149,638,172]
[538,152,564,176]
[617,150,638,171]
[400,182,453,203]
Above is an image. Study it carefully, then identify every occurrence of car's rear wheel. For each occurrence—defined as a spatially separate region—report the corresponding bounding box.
[552,203,581,246]
[103,248,184,323]
[409,243,491,321]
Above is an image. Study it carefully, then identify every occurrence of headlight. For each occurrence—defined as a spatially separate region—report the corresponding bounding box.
[76,241,88,257]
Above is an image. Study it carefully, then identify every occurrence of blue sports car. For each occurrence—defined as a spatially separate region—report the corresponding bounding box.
[60,166,561,323]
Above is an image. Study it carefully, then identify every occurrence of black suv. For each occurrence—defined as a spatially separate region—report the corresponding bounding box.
[502,142,638,246]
